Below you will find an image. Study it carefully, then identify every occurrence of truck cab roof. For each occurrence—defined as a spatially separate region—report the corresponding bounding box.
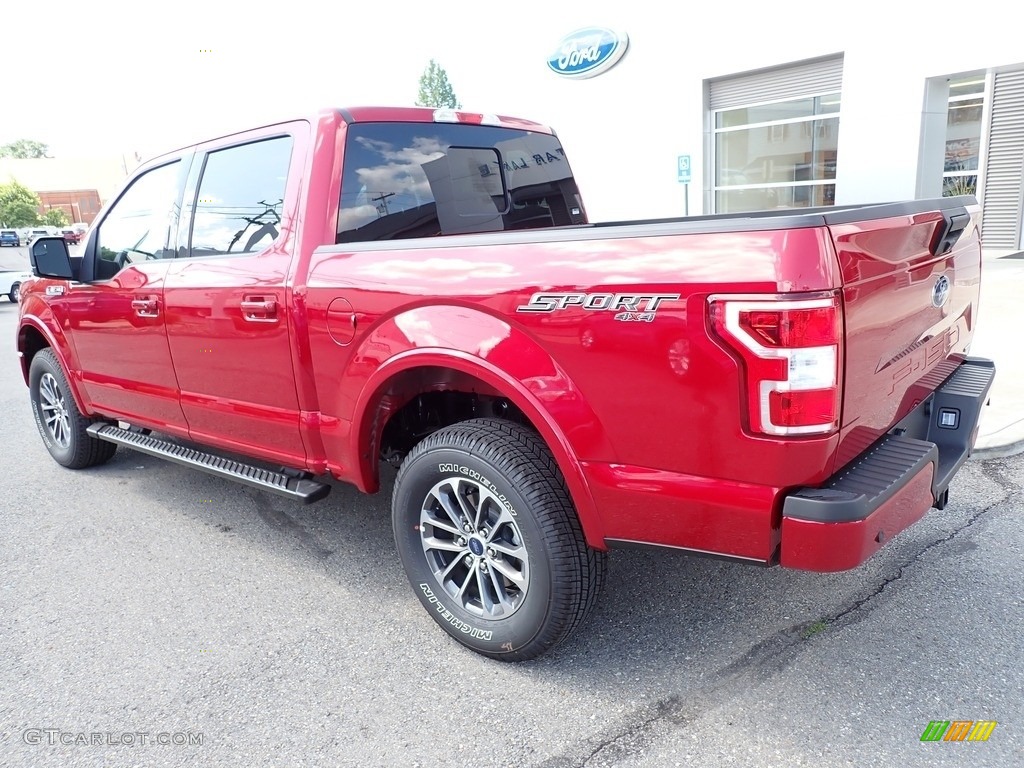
[142,107,555,167]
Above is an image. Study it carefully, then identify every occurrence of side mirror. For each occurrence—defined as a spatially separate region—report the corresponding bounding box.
[30,237,74,279]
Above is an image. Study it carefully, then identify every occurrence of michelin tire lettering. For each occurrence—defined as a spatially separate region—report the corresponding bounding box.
[437,463,518,516]
[419,583,494,640]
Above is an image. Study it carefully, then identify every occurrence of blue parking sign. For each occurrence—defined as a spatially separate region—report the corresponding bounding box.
[677,155,691,183]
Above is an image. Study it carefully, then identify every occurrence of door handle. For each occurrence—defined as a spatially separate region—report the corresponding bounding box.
[131,297,159,317]
[240,298,278,322]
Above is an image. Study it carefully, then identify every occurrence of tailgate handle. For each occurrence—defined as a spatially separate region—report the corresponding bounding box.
[933,210,970,255]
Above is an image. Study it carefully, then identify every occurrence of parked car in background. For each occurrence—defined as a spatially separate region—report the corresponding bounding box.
[0,230,20,247]
[26,229,52,246]
[62,229,82,245]
[0,269,32,302]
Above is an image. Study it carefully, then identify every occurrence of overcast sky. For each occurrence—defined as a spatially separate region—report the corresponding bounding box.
[3,0,637,160]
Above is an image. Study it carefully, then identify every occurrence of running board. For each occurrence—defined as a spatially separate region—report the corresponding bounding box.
[86,424,331,504]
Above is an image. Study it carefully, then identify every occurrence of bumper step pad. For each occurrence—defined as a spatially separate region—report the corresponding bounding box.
[926,357,996,491]
[784,434,937,523]
[782,357,995,525]
[86,424,330,504]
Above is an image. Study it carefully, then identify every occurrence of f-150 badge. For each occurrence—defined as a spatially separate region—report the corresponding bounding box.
[517,292,680,322]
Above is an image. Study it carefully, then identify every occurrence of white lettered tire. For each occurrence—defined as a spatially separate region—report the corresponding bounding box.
[392,418,606,661]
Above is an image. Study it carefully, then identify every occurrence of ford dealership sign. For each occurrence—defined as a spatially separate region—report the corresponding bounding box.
[547,28,629,80]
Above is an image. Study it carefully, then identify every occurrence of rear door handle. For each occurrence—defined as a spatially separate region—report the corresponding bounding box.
[240,298,278,322]
[131,297,159,317]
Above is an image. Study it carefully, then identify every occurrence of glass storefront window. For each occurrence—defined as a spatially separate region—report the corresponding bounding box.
[713,94,840,213]
[943,77,984,197]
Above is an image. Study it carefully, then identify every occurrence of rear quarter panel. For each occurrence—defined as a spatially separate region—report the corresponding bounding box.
[306,225,842,488]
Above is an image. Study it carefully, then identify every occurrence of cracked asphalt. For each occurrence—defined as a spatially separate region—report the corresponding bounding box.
[1,303,1021,768]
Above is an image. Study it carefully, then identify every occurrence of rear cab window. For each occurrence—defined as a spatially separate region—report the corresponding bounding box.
[336,121,587,243]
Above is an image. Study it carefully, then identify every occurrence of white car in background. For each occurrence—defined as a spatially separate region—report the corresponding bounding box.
[0,269,33,303]
[25,228,57,246]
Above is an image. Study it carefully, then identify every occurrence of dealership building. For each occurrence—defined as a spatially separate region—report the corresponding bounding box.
[534,15,1023,256]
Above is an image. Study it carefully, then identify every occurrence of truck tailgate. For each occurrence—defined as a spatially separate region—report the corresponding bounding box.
[827,198,982,472]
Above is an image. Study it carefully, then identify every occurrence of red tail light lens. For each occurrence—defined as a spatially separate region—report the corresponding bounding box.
[738,305,840,348]
[710,294,842,436]
[768,388,838,427]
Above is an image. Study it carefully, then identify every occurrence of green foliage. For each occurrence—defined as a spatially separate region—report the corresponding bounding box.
[1,200,40,228]
[43,208,70,227]
[0,139,51,159]
[0,179,42,227]
[803,619,829,639]
[943,176,977,197]
[415,59,462,109]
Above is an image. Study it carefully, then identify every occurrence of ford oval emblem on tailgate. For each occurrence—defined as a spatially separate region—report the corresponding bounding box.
[932,275,951,308]
[547,28,629,79]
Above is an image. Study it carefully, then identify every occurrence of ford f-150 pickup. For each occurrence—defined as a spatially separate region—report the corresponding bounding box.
[15,106,995,661]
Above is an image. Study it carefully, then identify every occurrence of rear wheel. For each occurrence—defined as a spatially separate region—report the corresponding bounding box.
[392,418,606,661]
[29,349,117,469]
[9,282,20,303]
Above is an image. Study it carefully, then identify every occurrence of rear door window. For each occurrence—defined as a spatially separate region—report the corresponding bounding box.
[187,135,293,258]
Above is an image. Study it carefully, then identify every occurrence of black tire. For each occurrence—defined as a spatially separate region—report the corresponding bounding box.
[392,418,606,661]
[29,349,117,469]
[9,282,20,303]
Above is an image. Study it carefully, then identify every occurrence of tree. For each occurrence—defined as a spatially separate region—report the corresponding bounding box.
[43,208,70,227]
[0,200,40,228]
[0,179,42,228]
[0,139,51,159]
[415,59,462,109]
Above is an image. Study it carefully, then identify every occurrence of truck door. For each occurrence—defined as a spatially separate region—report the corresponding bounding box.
[162,130,309,467]
[61,158,190,432]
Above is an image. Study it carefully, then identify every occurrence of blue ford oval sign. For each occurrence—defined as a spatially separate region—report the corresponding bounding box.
[547,28,629,80]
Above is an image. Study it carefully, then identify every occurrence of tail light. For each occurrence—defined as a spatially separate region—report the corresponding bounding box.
[709,293,842,436]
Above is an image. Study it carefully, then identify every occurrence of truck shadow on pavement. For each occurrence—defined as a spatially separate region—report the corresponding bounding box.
[86,446,920,663]
[79,445,1011,694]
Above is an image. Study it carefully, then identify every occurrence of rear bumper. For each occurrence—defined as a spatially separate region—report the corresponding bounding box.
[779,357,996,572]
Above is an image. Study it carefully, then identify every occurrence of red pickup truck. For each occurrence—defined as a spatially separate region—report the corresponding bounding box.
[16,106,995,661]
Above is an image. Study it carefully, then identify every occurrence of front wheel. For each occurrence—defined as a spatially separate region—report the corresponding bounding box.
[29,349,117,469]
[9,282,20,302]
[392,418,607,661]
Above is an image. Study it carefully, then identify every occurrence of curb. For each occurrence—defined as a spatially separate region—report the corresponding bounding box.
[971,438,1024,461]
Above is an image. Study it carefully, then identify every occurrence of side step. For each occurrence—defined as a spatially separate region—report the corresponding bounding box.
[87,424,331,504]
